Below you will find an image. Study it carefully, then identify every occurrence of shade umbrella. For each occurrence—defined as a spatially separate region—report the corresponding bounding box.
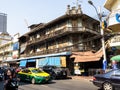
[110,55,120,61]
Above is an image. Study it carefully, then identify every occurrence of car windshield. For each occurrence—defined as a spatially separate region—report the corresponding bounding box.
[31,69,43,73]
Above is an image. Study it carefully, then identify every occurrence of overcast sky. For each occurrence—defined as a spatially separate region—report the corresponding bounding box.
[0,0,108,36]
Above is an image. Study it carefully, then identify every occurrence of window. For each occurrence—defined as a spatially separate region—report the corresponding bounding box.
[31,69,42,73]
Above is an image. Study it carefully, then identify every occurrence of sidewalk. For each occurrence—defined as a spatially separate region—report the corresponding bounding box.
[70,76,93,81]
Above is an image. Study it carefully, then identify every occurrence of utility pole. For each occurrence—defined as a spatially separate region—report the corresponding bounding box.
[88,0,107,71]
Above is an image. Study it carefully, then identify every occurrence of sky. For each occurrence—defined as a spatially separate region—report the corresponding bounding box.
[0,0,108,36]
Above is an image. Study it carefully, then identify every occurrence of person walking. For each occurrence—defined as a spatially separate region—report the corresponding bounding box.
[4,67,19,90]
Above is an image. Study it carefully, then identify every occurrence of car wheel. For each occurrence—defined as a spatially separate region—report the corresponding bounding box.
[31,78,36,84]
[103,82,113,90]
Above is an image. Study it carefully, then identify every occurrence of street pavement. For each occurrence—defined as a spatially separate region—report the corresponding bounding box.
[19,79,98,90]
[0,77,99,90]
[0,76,119,90]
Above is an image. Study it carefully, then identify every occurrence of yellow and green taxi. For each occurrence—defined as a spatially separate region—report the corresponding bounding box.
[18,68,51,84]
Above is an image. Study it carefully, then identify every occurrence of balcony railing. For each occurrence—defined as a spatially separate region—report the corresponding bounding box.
[20,44,99,58]
[27,27,99,45]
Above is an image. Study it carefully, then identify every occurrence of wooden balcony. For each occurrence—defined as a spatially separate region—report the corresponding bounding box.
[20,44,99,58]
[27,27,99,45]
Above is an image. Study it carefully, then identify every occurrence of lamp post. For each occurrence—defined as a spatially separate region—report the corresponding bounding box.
[88,0,107,71]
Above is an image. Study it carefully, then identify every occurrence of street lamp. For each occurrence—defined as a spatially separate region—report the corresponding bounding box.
[88,0,107,71]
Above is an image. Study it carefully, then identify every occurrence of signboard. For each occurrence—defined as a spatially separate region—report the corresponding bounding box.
[13,42,19,50]
[116,13,120,23]
[61,57,66,67]
[12,51,18,59]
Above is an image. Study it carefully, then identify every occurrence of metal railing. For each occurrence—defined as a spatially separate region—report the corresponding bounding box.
[27,27,99,45]
[20,44,100,57]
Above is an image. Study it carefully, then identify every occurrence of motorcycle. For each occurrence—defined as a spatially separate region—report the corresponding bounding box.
[4,78,19,90]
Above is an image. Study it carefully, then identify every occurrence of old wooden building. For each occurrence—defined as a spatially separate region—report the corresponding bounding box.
[19,5,102,75]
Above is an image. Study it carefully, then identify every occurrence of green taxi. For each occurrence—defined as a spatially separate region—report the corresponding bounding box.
[18,68,51,84]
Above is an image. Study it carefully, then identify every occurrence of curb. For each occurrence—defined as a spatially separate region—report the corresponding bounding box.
[70,76,93,81]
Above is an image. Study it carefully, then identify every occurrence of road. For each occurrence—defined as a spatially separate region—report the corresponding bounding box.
[0,78,99,90]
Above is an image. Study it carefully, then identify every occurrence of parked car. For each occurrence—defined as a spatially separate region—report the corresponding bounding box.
[42,65,67,79]
[91,69,120,90]
[18,68,51,84]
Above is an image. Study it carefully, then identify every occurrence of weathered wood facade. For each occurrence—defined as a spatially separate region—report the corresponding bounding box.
[19,5,102,73]
[19,6,101,58]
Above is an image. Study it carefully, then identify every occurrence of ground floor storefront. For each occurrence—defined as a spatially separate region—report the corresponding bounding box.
[73,60,104,76]
[3,51,112,76]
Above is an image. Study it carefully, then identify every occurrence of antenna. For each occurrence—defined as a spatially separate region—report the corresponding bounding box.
[24,19,30,31]
[24,19,29,27]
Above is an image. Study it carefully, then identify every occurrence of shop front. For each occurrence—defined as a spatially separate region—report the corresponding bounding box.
[71,50,103,76]
[4,52,71,68]
[19,59,36,67]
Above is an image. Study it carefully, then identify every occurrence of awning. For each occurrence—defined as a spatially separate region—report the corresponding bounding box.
[19,60,27,67]
[4,51,71,63]
[27,59,36,62]
[110,55,120,61]
[38,57,61,67]
[74,56,101,62]
[71,49,103,62]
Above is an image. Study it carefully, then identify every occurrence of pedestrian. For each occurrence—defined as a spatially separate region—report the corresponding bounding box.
[4,67,19,90]
[4,68,13,90]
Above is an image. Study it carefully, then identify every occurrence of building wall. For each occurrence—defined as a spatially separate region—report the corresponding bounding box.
[12,33,20,59]
[104,0,120,44]
[0,13,7,33]
[0,33,12,45]
[0,41,13,62]
[0,33,20,66]
[105,0,120,31]
[20,16,100,57]
[111,0,120,11]
[19,5,101,71]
